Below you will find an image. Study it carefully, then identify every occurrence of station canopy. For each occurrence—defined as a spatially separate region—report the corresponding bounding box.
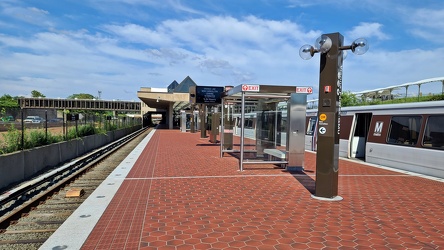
[223,84,312,103]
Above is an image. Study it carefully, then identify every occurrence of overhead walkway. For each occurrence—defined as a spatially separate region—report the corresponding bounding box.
[18,98,140,112]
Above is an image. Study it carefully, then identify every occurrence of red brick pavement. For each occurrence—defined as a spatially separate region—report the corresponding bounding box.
[82,129,444,249]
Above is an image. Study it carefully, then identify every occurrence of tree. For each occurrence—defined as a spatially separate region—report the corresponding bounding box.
[66,93,97,116]
[31,90,46,98]
[0,94,19,108]
[67,93,95,99]
[341,91,360,107]
[0,94,20,119]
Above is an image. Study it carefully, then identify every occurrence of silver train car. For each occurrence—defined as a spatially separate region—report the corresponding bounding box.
[232,101,444,178]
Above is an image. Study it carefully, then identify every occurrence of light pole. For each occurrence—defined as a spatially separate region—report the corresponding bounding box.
[300,32,369,200]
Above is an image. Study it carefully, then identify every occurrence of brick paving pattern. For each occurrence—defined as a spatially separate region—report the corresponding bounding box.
[82,129,444,249]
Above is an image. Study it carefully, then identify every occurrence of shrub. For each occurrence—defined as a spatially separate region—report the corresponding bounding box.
[26,130,47,148]
[0,124,21,154]
[104,122,118,131]
[66,124,103,140]
[427,94,444,101]
[25,130,62,149]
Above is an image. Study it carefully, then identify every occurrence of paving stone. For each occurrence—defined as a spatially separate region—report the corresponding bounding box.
[81,129,444,249]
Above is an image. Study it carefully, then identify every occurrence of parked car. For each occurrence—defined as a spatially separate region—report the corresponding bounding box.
[48,118,63,123]
[23,116,43,123]
[1,116,14,122]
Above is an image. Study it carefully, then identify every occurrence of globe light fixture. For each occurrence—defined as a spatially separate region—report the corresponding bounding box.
[299,44,315,60]
[299,36,369,60]
[351,38,369,55]
[315,35,333,53]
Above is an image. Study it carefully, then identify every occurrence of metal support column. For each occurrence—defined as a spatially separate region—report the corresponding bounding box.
[240,91,245,171]
[200,104,207,138]
[168,102,174,129]
[220,100,225,158]
[190,109,196,133]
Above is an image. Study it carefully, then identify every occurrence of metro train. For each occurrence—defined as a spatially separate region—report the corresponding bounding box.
[232,101,444,178]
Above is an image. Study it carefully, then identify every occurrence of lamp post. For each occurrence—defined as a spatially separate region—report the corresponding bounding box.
[300,32,369,200]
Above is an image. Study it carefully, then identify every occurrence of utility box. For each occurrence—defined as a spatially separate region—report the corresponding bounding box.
[222,106,234,150]
[180,111,187,132]
[286,93,307,171]
[210,113,220,143]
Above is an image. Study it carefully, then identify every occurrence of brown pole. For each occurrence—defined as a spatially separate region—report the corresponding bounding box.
[315,32,344,198]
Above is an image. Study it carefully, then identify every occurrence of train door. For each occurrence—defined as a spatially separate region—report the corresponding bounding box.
[349,113,372,158]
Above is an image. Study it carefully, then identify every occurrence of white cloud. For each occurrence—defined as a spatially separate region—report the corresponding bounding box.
[341,47,444,93]
[411,8,444,28]
[28,7,49,15]
[1,6,444,100]
[199,58,232,75]
[1,5,53,27]
[166,0,206,15]
[146,48,191,65]
[346,22,390,41]
[103,24,173,47]
[406,8,444,44]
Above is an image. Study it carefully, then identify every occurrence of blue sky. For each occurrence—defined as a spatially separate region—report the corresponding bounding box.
[1,0,444,101]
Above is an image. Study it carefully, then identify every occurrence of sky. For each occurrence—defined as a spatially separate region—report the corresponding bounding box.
[1,0,444,101]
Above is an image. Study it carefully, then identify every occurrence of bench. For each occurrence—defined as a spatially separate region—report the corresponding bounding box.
[263,149,287,168]
[263,149,286,159]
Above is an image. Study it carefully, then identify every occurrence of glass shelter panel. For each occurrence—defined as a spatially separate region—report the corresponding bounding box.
[220,84,310,171]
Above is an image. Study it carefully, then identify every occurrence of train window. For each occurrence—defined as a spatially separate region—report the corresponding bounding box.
[387,116,422,146]
[306,117,317,135]
[422,115,444,149]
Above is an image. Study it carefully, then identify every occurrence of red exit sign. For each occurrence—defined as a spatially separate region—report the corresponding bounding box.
[241,84,260,92]
[296,86,313,94]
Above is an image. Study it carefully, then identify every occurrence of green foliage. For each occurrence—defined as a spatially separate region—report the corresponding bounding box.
[0,114,140,154]
[104,122,118,131]
[66,128,79,140]
[356,94,444,106]
[0,94,19,108]
[0,125,63,154]
[0,124,21,154]
[341,91,359,107]
[26,130,47,148]
[66,124,103,140]
[426,94,444,101]
[31,90,46,98]
[77,124,100,136]
[67,93,95,99]
[338,92,444,107]
[65,94,97,115]
[24,130,62,149]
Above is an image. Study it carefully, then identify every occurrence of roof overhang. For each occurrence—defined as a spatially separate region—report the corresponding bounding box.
[137,91,190,110]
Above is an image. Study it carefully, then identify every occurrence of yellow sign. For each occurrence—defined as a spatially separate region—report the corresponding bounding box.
[319,113,327,121]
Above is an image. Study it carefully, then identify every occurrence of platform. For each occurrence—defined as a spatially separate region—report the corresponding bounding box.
[40,129,444,249]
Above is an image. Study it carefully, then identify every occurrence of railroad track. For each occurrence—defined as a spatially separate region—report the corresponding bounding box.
[0,127,152,250]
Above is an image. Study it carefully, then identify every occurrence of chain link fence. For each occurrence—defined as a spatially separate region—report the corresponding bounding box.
[0,109,142,155]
